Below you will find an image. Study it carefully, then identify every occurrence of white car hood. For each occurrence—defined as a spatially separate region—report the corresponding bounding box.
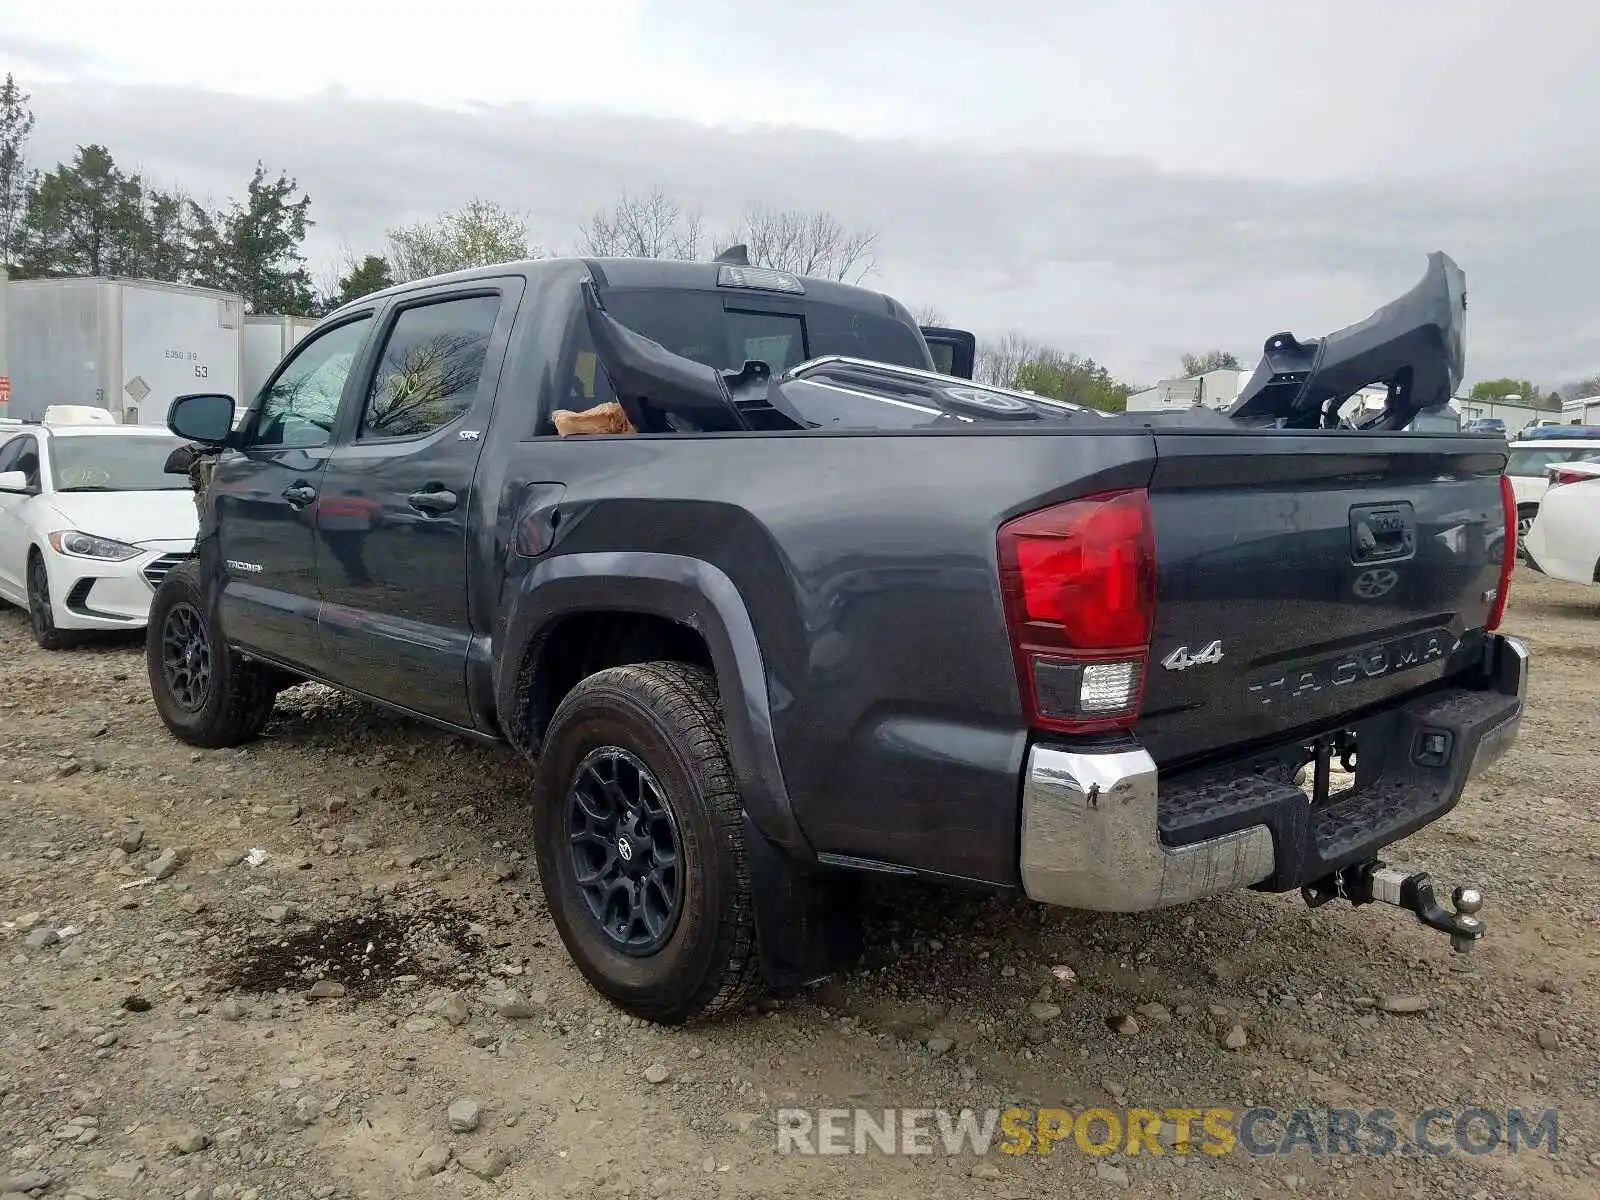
[45,489,199,547]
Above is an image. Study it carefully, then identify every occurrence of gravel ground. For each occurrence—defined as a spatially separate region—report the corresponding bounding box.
[1,568,1597,1200]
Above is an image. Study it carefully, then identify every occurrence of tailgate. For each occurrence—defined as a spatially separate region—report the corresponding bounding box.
[1138,432,1509,767]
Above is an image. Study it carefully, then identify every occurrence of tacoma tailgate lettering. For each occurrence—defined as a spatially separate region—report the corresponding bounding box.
[1245,628,1459,709]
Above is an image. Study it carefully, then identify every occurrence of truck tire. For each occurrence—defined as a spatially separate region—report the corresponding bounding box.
[146,560,278,748]
[533,662,763,1024]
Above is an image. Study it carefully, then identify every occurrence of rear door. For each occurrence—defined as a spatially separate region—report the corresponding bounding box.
[313,280,522,727]
[211,312,377,671]
[1137,432,1509,767]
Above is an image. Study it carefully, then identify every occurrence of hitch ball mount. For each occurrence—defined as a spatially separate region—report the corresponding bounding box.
[1301,860,1484,952]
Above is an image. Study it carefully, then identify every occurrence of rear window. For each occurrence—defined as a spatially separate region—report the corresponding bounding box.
[1506,446,1600,476]
[562,287,931,413]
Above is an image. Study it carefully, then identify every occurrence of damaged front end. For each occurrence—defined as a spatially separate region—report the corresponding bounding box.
[1228,250,1469,431]
[579,278,1106,434]
[164,441,222,516]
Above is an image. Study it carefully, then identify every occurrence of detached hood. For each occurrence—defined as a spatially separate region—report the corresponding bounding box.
[46,489,199,546]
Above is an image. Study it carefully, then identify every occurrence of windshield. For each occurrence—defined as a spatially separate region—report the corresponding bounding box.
[49,434,188,492]
[1506,446,1600,477]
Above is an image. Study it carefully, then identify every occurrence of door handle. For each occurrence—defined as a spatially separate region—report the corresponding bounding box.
[282,484,317,508]
[408,488,459,515]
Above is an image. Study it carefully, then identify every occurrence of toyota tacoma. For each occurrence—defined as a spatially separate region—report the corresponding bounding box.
[146,250,1526,1023]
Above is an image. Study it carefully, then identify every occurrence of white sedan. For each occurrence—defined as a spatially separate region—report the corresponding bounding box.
[1522,459,1600,588]
[0,423,199,648]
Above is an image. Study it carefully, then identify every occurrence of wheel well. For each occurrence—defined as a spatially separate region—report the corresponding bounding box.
[516,611,715,753]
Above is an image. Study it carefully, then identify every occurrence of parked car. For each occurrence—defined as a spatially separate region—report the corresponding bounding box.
[144,251,1524,1023]
[1523,459,1600,587]
[0,422,198,648]
[1464,417,1508,434]
[1504,433,1600,549]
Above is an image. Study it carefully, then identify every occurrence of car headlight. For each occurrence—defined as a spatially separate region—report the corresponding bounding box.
[47,530,143,562]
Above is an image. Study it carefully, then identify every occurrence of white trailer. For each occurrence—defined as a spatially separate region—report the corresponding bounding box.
[3,277,245,425]
[243,312,318,404]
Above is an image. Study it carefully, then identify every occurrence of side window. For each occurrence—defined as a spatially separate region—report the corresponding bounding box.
[360,295,501,441]
[3,436,41,489]
[248,316,373,449]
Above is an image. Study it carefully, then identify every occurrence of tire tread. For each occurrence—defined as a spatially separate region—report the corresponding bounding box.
[146,560,277,748]
[538,661,763,1023]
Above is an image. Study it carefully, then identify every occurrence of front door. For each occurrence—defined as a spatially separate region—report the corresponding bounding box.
[211,313,376,671]
[314,284,518,726]
[0,434,41,602]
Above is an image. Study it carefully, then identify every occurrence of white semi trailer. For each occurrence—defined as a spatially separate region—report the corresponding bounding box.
[243,312,318,405]
[3,277,246,425]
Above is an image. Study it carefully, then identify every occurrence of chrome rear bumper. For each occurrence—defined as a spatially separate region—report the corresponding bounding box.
[1019,635,1528,913]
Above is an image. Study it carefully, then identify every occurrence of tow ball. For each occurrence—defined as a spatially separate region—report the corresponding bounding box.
[1301,860,1485,952]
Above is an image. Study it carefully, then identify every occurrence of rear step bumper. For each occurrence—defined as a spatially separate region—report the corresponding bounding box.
[1019,634,1528,912]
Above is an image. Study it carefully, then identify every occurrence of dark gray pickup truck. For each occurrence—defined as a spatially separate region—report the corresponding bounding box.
[147,250,1527,1023]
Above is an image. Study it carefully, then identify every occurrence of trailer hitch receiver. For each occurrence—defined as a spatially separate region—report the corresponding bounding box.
[1302,860,1485,952]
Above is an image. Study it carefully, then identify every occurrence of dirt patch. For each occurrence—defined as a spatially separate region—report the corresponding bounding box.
[213,898,484,1000]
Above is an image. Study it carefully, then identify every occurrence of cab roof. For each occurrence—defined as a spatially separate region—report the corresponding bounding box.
[332,256,911,323]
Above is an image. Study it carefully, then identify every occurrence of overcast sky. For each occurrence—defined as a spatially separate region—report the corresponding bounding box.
[4,0,1597,389]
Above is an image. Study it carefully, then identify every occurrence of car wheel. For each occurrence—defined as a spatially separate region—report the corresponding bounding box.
[533,661,763,1024]
[146,560,278,747]
[1516,505,1538,557]
[26,550,77,650]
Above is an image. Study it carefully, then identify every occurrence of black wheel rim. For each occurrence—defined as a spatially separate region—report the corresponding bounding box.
[565,746,684,955]
[27,557,51,640]
[1517,511,1534,553]
[160,602,214,712]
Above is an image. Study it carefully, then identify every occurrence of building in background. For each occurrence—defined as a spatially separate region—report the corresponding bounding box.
[1453,396,1547,436]
[1126,367,1250,413]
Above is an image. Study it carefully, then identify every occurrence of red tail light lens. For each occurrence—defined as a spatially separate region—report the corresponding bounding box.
[998,489,1156,733]
[1487,473,1515,632]
[1548,466,1593,489]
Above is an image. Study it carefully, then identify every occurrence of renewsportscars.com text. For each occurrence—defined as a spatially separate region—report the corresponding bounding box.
[775,1106,1559,1158]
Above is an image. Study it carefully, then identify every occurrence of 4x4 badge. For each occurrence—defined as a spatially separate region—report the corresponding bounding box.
[1162,640,1224,672]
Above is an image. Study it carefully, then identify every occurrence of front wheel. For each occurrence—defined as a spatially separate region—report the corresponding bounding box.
[145,560,278,747]
[26,551,77,650]
[533,662,763,1024]
[1516,505,1538,557]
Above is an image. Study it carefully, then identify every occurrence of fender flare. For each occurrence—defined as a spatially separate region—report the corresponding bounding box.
[496,551,810,856]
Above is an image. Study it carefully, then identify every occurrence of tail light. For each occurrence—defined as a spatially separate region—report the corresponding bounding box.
[997,489,1156,734]
[1548,465,1594,489]
[1487,473,1515,632]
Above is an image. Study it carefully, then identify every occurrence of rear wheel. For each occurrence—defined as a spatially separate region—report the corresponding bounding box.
[26,550,77,650]
[533,662,762,1024]
[146,560,279,747]
[1516,504,1538,557]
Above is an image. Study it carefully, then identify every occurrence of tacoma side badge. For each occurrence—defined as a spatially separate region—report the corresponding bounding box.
[1162,640,1224,672]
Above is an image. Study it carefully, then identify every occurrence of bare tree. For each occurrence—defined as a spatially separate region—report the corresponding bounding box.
[975,331,1049,389]
[911,303,946,326]
[578,187,704,260]
[1181,349,1242,376]
[733,205,878,283]
[386,198,536,283]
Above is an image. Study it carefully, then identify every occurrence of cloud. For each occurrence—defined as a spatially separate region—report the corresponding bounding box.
[14,76,1600,388]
